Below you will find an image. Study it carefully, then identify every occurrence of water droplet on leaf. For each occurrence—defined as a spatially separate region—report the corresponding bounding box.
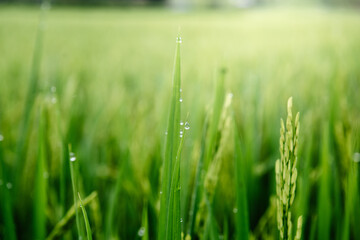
[176,36,182,43]
[138,227,145,237]
[70,152,76,162]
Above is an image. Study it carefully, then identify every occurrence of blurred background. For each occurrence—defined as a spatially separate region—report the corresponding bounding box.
[0,0,360,239]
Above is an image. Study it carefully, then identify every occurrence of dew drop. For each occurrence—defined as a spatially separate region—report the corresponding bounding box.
[176,36,182,43]
[354,152,360,163]
[51,86,56,93]
[165,131,168,135]
[180,121,184,126]
[180,135,183,138]
[233,208,238,214]
[180,218,183,223]
[0,134,3,141]
[51,97,57,104]
[6,182,12,189]
[180,130,183,135]
[179,98,183,103]
[160,191,163,195]
[70,152,76,162]
[184,122,190,130]
[229,92,234,98]
[138,227,145,237]
[180,88,182,92]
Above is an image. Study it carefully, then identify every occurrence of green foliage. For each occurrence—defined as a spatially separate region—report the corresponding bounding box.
[78,193,93,240]
[0,5,359,240]
[317,123,331,240]
[158,36,183,240]
[33,103,47,240]
[233,114,250,240]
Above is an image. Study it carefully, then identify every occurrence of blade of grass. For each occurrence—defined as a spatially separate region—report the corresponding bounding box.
[203,193,220,240]
[204,69,226,171]
[33,103,47,239]
[46,191,97,240]
[186,117,208,238]
[15,0,50,184]
[158,35,182,240]
[317,123,331,240]
[233,114,249,240]
[140,202,149,240]
[78,193,93,240]
[223,218,229,240]
[167,132,185,240]
[203,93,233,240]
[297,129,314,237]
[69,145,85,239]
[186,69,226,240]
[105,149,130,239]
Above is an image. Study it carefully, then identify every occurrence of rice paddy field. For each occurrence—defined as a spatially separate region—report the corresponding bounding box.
[0,4,360,240]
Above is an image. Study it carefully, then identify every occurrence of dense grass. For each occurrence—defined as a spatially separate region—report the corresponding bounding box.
[0,5,360,240]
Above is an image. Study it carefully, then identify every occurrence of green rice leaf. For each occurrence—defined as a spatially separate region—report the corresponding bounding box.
[233,114,250,240]
[33,104,47,240]
[78,193,93,240]
[158,35,182,240]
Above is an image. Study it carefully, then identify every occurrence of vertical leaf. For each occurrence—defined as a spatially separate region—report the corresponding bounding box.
[204,69,226,171]
[158,35,182,240]
[186,119,208,238]
[33,104,47,240]
[317,123,331,240]
[78,193,93,240]
[233,116,249,240]
[140,202,149,240]
[69,145,85,239]
[15,0,49,181]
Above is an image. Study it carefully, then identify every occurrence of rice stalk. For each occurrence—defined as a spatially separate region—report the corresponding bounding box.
[158,35,182,240]
[197,92,233,240]
[275,97,302,240]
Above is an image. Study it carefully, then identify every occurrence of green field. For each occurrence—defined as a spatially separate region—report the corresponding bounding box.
[0,5,360,240]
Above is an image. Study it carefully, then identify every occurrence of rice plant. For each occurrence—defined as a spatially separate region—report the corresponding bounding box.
[275,97,302,240]
[0,4,359,240]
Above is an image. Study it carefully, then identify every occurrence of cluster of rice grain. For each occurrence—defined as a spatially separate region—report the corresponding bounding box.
[275,97,302,240]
